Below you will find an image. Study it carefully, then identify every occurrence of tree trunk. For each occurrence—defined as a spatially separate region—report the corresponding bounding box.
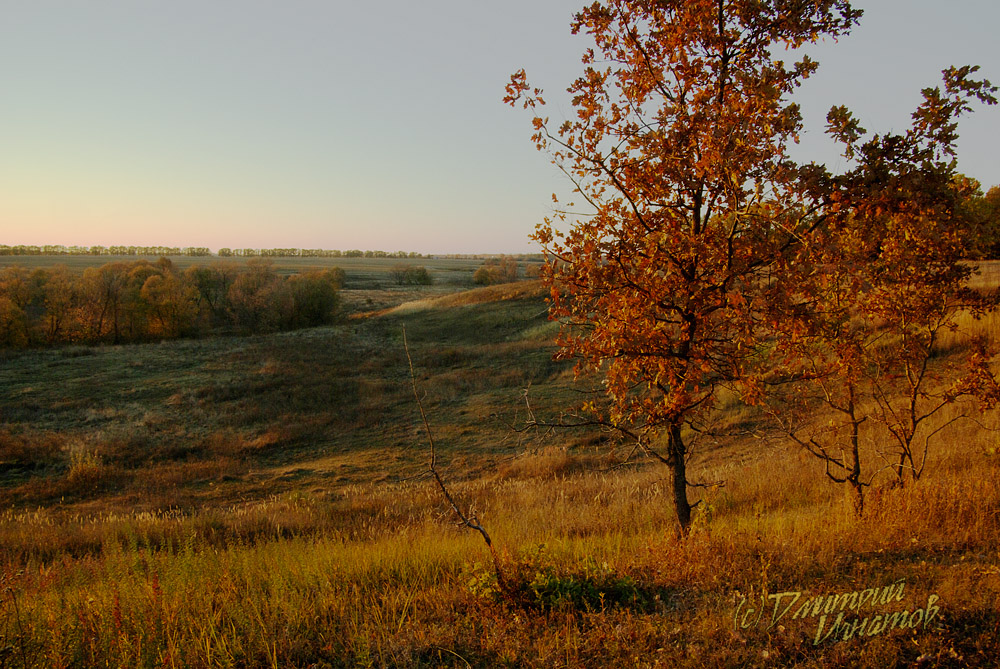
[894,450,906,485]
[850,480,865,517]
[668,423,693,535]
[848,414,865,516]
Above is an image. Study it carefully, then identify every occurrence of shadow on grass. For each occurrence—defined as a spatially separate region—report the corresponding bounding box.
[411,645,513,669]
[468,556,683,615]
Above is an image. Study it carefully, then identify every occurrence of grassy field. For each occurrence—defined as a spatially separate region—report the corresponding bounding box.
[0,263,999,667]
[0,254,544,320]
[0,255,538,286]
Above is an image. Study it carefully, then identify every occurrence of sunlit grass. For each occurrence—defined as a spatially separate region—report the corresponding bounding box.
[1,270,999,666]
[3,446,997,666]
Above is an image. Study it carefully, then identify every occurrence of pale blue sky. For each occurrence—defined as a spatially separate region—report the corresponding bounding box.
[1,1,997,254]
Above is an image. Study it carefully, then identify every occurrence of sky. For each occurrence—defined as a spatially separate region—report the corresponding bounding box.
[1,1,998,255]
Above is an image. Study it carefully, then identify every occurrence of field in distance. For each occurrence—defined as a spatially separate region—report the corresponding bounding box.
[0,253,544,317]
[0,263,998,667]
[0,252,535,284]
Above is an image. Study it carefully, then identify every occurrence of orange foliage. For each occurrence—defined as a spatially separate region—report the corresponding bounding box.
[508,1,998,530]
[764,66,999,514]
[507,0,862,532]
[0,258,342,347]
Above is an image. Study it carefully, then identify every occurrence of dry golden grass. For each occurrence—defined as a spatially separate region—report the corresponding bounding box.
[1,274,999,666]
[1,442,996,666]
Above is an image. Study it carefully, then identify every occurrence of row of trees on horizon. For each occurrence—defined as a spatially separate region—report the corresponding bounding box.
[0,258,344,348]
[0,245,427,259]
[0,245,552,262]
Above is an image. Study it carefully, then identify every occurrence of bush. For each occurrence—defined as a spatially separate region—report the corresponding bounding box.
[468,549,653,612]
[227,260,290,332]
[288,270,341,327]
[473,257,519,285]
[391,264,433,285]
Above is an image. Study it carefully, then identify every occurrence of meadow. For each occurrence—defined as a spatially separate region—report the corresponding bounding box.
[0,259,998,667]
[0,255,532,287]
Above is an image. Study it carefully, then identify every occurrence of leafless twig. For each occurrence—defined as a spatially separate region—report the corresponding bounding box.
[403,328,507,592]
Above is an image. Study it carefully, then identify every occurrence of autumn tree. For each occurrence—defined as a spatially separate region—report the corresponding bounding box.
[141,272,199,338]
[0,267,32,313]
[287,270,342,327]
[121,261,162,340]
[227,259,293,333]
[0,267,32,347]
[507,0,860,532]
[37,265,76,343]
[78,262,130,343]
[761,67,998,515]
[0,295,28,348]
[0,258,346,348]
[472,257,519,285]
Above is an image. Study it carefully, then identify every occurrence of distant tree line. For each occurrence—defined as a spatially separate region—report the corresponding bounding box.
[0,258,344,348]
[0,246,562,263]
[0,245,210,257]
[0,245,427,259]
[473,257,521,285]
[439,253,546,261]
[217,248,426,259]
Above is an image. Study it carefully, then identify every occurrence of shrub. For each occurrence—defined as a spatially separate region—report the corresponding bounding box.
[227,260,291,332]
[288,270,341,327]
[472,257,519,285]
[391,264,433,285]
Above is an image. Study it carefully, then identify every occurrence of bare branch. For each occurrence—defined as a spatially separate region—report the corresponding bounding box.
[403,328,507,592]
